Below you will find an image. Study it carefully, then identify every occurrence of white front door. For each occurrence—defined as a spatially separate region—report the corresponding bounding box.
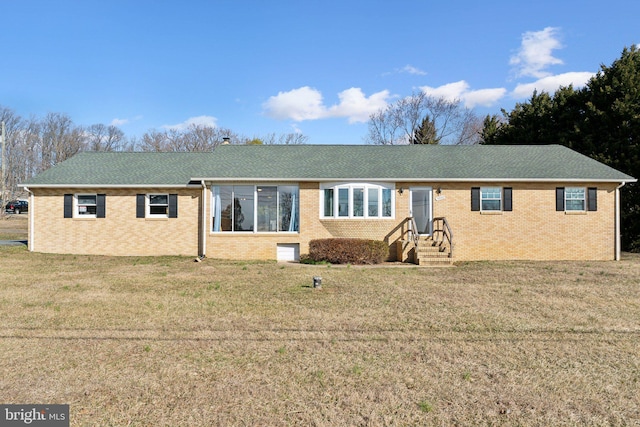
[410,188,432,235]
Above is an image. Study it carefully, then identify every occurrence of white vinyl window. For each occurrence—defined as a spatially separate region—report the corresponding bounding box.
[76,194,97,217]
[321,183,394,219]
[480,187,502,211]
[565,187,586,211]
[148,194,169,217]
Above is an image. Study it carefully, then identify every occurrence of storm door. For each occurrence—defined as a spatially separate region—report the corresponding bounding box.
[410,188,432,235]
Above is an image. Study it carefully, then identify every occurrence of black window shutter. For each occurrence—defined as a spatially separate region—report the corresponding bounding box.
[96,194,106,218]
[471,187,480,211]
[503,187,512,211]
[136,194,145,218]
[588,187,597,211]
[556,188,565,211]
[64,194,73,218]
[169,194,178,218]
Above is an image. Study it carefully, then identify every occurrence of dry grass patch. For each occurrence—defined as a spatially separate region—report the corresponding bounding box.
[1,246,639,425]
[0,214,27,241]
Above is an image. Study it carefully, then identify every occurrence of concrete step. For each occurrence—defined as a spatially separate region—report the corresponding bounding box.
[417,245,447,253]
[416,251,450,259]
[416,246,449,256]
[415,257,454,266]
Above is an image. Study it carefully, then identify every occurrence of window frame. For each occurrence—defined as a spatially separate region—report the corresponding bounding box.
[211,184,299,233]
[556,187,597,212]
[471,187,512,212]
[147,193,169,218]
[75,194,98,218]
[480,187,502,211]
[320,182,395,219]
[65,193,105,219]
[564,187,586,212]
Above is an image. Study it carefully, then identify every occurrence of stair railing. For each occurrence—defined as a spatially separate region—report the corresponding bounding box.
[407,216,420,249]
[432,217,453,258]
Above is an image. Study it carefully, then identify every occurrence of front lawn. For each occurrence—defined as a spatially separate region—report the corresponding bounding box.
[1,247,639,425]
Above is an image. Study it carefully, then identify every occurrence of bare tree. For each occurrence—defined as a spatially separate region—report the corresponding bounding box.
[137,126,310,151]
[137,126,239,152]
[0,107,26,204]
[365,92,481,145]
[456,112,484,145]
[261,132,309,145]
[38,112,86,168]
[0,102,313,203]
[138,129,170,152]
[86,123,126,151]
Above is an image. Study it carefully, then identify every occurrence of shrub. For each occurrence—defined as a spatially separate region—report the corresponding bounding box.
[307,238,388,264]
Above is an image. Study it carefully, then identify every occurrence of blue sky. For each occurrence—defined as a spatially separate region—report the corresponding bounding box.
[1,0,639,145]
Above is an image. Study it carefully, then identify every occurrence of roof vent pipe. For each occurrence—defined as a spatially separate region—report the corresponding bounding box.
[222,137,230,145]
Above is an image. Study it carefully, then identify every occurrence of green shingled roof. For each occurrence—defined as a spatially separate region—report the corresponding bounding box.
[21,145,636,187]
[22,152,212,187]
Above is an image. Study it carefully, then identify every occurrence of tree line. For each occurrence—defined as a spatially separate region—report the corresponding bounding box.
[0,108,307,201]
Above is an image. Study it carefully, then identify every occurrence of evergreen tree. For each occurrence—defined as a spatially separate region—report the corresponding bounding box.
[411,116,439,144]
[479,114,502,144]
[481,46,640,250]
[582,46,640,251]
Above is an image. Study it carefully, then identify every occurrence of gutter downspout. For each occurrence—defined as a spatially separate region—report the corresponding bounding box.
[24,186,33,251]
[615,182,625,261]
[200,180,207,258]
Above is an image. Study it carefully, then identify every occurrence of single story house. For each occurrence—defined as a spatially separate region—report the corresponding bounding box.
[20,144,636,263]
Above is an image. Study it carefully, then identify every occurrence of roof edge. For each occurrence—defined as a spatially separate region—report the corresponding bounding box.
[19,184,197,189]
[193,177,637,183]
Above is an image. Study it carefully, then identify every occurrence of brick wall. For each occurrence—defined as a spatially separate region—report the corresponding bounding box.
[30,181,620,261]
[30,188,201,256]
[431,182,618,261]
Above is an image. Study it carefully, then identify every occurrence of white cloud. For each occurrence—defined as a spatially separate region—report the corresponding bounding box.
[511,71,595,99]
[400,65,427,76]
[463,88,508,108]
[263,86,392,123]
[110,115,142,128]
[422,81,469,100]
[262,87,327,121]
[420,80,507,108]
[327,88,390,123]
[110,118,129,126]
[381,64,427,77]
[510,27,564,78]
[162,115,217,131]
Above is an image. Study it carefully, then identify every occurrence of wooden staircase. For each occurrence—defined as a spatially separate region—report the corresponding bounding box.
[405,216,454,266]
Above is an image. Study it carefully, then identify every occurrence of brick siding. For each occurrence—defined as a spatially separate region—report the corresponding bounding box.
[30,188,200,256]
[29,181,619,261]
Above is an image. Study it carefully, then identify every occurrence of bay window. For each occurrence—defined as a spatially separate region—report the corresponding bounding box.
[321,183,394,219]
